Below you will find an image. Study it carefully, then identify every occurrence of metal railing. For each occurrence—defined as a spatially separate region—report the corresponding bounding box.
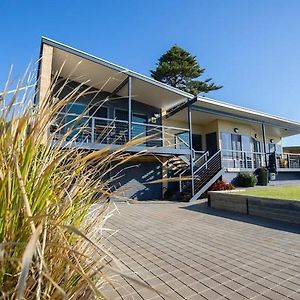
[193,150,222,195]
[179,151,209,192]
[277,153,300,169]
[50,112,190,149]
[221,149,266,170]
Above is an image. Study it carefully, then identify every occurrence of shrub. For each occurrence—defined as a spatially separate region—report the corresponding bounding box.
[164,188,175,200]
[236,172,257,187]
[210,180,235,191]
[0,71,145,299]
[255,167,269,186]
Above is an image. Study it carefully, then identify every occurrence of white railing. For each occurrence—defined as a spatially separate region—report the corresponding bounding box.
[179,150,209,192]
[277,153,300,169]
[221,149,266,170]
[51,112,190,149]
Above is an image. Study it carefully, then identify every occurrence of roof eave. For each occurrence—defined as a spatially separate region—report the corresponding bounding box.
[41,36,194,100]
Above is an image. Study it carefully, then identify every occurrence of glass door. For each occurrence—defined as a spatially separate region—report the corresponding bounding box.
[231,134,242,168]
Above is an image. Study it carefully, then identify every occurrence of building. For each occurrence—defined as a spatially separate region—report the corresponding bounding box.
[37,37,300,201]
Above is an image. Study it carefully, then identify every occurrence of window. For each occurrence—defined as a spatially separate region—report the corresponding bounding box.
[89,105,108,119]
[231,134,242,151]
[176,132,190,149]
[221,133,231,150]
[115,109,128,121]
[241,135,251,152]
[132,113,147,124]
[276,144,282,153]
[252,138,261,153]
[64,102,89,141]
[65,102,86,115]
[268,143,276,153]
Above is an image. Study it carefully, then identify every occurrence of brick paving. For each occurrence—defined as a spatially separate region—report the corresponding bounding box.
[101,200,300,300]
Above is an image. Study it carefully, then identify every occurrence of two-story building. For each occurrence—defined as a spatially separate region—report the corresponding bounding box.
[37,37,300,201]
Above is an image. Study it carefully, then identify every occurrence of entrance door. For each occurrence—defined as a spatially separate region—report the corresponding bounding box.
[206,132,218,157]
[192,134,202,151]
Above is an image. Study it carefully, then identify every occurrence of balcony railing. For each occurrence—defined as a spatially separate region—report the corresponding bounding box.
[276,153,300,169]
[50,112,190,149]
[221,149,266,170]
[221,150,300,170]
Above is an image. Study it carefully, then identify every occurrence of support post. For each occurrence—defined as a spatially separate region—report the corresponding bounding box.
[261,123,268,167]
[188,103,195,196]
[128,76,132,141]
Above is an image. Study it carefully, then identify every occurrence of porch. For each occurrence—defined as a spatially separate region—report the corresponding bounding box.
[221,149,300,173]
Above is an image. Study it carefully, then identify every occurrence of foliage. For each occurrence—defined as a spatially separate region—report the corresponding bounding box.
[164,188,175,200]
[236,172,257,187]
[0,70,145,299]
[254,167,269,186]
[209,180,235,191]
[150,46,222,95]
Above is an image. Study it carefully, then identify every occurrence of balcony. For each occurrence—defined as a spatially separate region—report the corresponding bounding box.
[221,150,300,172]
[50,113,191,154]
[276,153,300,171]
[221,149,266,170]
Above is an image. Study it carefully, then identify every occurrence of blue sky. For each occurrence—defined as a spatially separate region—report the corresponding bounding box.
[1,0,300,145]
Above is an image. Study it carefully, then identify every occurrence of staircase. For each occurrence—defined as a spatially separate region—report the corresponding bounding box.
[190,150,223,201]
[177,150,223,201]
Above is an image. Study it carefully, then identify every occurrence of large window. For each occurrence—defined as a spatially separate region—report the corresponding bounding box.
[221,133,231,150]
[221,133,256,168]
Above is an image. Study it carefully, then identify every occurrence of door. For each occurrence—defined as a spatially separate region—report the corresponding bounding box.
[206,132,218,157]
[192,134,202,151]
[232,134,242,167]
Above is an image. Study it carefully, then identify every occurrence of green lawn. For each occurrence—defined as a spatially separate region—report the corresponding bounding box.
[237,186,300,201]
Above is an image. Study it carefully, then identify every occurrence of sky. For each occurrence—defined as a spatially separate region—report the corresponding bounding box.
[1,0,300,145]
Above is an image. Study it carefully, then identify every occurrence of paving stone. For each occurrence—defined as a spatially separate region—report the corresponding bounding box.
[176,285,197,298]
[200,288,222,299]
[188,281,208,293]
[237,287,259,298]
[224,291,249,300]
[100,201,300,300]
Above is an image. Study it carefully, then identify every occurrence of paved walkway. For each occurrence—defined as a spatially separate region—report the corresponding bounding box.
[101,200,300,300]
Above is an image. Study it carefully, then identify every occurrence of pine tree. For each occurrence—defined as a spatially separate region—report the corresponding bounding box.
[150,46,222,95]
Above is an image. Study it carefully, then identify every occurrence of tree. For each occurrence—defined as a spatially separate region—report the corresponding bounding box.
[150,46,222,95]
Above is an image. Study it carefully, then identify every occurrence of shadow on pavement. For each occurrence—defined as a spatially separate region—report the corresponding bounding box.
[181,200,300,234]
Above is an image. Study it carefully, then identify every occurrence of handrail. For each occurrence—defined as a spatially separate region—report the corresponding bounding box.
[194,151,209,166]
[57,112,190,132]
[176,135,190,148]
[221,149,265,156]
[281,152,300,156]
[132,121,189,132]
[178,150,210,192]
[194,149,222,175]
[57,112,129,124]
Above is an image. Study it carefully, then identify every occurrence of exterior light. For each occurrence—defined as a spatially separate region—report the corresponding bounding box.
[149,117,157,123]
[254,134,257,139]
[270,139,274,143]
[234,127,239,133]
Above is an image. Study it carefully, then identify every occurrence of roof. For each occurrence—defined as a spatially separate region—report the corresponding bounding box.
[41,37,300,135]
[195,96,300,132]
[41,37,193,110]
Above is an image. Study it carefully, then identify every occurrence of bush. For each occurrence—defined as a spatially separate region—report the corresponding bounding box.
[164,188,175,200]
[210,180,235,191]
[0,71,146,299]
[236,172,257,187]
[255,167,268,186]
